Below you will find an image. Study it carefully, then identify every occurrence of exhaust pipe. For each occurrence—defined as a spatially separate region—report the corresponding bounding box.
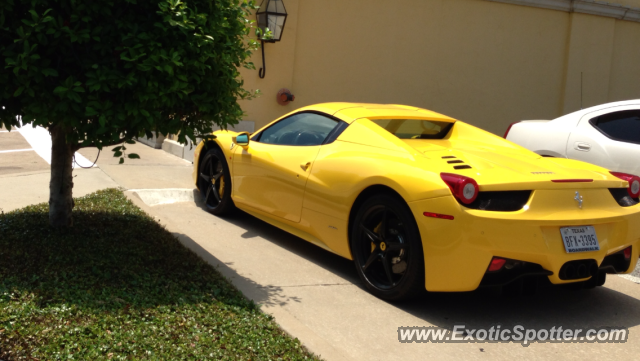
[560,259,599,280]
[589,263,598,277]
[565,264,576,279]
[577,264,588,278]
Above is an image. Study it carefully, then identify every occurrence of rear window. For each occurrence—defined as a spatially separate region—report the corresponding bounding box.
[369,119,454,139]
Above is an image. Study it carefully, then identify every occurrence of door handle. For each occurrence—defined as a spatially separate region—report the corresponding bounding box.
[300,161,311,171]
[574,142,591,152]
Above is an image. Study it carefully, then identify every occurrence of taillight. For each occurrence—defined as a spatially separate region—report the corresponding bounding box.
[503,121,520,138]
[623,246,632,260]
[488,257,506,272]
[610,172,640,198]
[440,173,479,204]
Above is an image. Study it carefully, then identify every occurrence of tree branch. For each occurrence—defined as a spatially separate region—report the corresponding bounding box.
[76,136,128,150]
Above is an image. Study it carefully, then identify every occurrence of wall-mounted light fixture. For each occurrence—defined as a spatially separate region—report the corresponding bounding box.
[256,0,288,79]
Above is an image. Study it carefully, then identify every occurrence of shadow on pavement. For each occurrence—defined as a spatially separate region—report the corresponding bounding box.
[396,285,640,330]
[193,196,358,285]
[192,198,640,331]
[172,230,307,308]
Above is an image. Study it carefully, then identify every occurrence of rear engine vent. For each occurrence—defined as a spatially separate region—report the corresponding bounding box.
[447,160,464,164]
[461,191,532,211]
[442,156,456,159]
[453,165,472,170]
[609,188,639,207]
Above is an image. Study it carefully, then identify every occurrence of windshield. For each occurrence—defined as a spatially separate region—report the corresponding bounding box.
[369,119,454,139]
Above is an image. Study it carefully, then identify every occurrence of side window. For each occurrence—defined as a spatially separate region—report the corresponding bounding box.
[256,112,340,146]
[590,110,640,144]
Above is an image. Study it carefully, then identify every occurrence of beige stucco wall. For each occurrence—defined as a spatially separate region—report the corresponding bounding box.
[560,13,616,115]
[609,20,640,102]
[238,0,640,135]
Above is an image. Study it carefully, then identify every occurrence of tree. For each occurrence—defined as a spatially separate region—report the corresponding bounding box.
[0,0,261,227]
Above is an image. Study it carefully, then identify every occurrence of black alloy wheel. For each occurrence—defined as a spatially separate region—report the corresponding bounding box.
[198,148,234,215]
[351,194,425,301]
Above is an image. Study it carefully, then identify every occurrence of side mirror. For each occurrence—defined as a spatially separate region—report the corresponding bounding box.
[235,132,250,146]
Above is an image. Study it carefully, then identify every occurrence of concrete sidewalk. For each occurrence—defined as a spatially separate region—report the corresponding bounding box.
[3,138,640,360]
[0,141,192,212]
[0,168,119,213]
[127,195,640,361]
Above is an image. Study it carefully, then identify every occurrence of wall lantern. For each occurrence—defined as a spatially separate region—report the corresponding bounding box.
[256,0,288,79]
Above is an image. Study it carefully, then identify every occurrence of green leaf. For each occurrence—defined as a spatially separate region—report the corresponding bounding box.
[119,157,124,164]
[140,109,150,117]
[28,10,39,22]
[53,86,68,95]
[13,86,24,97]
[85,107,99,117]
[127,153,140,159]
[41,68,58,77]
[114,151,123,157]
[125,139,136,144]
[67,91,82,103]
[112,146,123,152]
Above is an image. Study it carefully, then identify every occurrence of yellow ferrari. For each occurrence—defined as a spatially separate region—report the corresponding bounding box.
[192,103,640,300]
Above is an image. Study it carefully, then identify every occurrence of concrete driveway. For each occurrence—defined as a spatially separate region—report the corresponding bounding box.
[134,197,640,361]
[2,131,640,360]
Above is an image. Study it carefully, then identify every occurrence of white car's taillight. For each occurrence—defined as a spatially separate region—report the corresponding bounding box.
[503,121,520,139]
[440,173,479,204]
[610,171,640,198]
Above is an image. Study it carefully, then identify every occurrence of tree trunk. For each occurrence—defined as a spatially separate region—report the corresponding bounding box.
[49,126,75,228]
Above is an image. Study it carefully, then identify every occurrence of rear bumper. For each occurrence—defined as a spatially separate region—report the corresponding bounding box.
[408,191,640,292]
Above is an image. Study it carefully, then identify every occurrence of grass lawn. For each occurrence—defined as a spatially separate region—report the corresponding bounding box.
[0,189,319,360]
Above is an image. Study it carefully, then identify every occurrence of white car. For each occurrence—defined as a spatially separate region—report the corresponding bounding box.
[505,100,640,176]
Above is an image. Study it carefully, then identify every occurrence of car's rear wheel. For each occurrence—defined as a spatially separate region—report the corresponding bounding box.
[198,148,235,215]
[350,194,425,301]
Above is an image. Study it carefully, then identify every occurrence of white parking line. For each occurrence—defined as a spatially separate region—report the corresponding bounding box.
[0,148,34,154]
[0,130,9,133]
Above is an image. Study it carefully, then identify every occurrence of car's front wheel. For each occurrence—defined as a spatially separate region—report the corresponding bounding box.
[350,194,425,301]
[198,147,235,216]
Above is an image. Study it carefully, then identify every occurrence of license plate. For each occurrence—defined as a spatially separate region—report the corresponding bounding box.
[560,226,600,253]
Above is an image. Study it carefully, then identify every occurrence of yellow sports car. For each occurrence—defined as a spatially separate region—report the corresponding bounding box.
[193,103,640,300]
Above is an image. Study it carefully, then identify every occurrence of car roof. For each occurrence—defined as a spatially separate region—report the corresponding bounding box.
[553,99,640,124]
[295,102,457,124]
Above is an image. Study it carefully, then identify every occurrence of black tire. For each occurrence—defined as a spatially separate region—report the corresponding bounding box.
[197,147,235,216]
[350,194,425,301]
